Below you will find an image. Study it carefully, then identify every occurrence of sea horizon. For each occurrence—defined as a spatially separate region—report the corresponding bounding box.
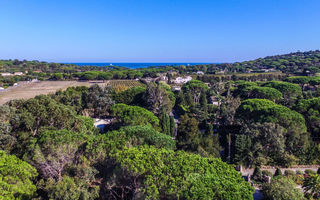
[64,62,212,69]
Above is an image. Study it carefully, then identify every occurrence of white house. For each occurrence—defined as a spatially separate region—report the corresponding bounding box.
[173,76,192,84]
[196,71,204,75]
[1,73,12,77]
[14,72,23,76]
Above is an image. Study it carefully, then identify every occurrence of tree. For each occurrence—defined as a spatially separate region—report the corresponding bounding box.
[85,84,114,117]
[159,107,170,135]
[40,176,99,200]
[112,86,146,105]
[112,146,254,200]
[0,150,38,199]
[169,116,175,137]
[182,80,208,104]
[26,129,88,180]
[144,82,175,115]
[242,86,283,102]
[262,81,302,107]
[233,123,286,167]
[252,167,262,182]
[274,168,282,176]
[110,104,159,128]
[262,177,305,200]
[303,174,320,199]
[177,114,201,152]
[295,97,320,139]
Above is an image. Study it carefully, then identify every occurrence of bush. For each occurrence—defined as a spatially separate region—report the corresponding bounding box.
[304,169,316,175]
[261,177,305,200]
[252,167,262,181]
[262,170,273,177]
[284,170,295,177]
[296,170,304,175]
[317,168,320,174]
[274,168,282,176]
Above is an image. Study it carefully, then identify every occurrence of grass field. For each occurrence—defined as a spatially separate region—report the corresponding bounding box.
[0,81,109,105]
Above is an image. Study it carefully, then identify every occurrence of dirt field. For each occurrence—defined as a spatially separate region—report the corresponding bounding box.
[0,81,109,105]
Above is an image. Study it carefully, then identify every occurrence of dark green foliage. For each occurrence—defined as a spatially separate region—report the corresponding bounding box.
[113,145,254,200]
[275,168,282,176]
[114,125,176,150]
[9,95,79,135]
[262,170,273,177]
[236,99,306,133]
[85,84,114,117]
[177,114,201,152]
[182,80,208,104]
[159,107,170,135]
[233,123,286,166]
[110,103,159,128]
[252,167,262,181]
[305,169,316,175]
[112,86,146,105]
[169,116,175,137]
[39,175,99,200]
[262,81,302,106]
[296,97,320,139]
[242,86,283,101]
[53,86,88,113]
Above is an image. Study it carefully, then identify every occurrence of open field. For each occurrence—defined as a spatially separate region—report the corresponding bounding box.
[106,80,144,88]
[0,81,110,105]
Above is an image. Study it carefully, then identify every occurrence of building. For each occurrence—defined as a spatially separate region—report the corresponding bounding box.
[173,76,192,84]
[196,71,204,75]
[14,72,23,76]
[1,73,12,77]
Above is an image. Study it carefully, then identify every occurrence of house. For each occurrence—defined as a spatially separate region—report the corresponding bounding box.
[210,96,220,106]
[172,86,181,91]
[14,72,23,76]
[1,73,12,77]
[196,71,204,75]
[173,76,192,84]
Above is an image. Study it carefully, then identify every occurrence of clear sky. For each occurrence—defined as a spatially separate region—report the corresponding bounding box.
[0,0,320,63]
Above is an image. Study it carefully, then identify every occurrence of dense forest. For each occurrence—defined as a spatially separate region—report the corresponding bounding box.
[1,51,320,199]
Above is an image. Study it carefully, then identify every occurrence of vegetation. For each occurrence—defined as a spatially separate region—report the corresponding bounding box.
[2,50,320,199]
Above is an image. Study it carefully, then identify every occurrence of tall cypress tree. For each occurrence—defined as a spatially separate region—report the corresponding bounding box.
[160,107,170,135]
[170,116,175,137]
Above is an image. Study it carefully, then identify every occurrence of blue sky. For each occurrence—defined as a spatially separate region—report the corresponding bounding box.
[0,0,320,62]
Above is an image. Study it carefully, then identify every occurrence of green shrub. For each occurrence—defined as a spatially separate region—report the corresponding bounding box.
[284,170,295,177]
[253,167,262,181]
[304,169,316,175]
[274,168,282,176]
[296,170,304,175]
[262,170,273,177]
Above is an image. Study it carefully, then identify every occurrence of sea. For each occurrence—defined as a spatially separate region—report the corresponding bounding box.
[66,63,211,69]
